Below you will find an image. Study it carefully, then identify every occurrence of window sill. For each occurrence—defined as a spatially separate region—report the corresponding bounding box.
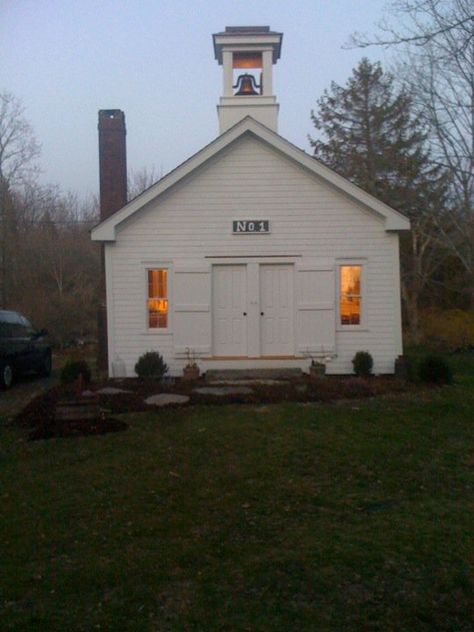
[337,327,369,332]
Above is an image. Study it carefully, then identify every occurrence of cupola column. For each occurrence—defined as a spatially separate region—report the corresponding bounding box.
[262,49,273,96]
[223,50,233,97]
[213,26,283,133]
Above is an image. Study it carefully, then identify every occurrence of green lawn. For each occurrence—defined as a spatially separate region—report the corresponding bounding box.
[1,356,473,631]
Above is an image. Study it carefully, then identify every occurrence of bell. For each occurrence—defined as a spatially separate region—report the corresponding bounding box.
[234,73,259,96]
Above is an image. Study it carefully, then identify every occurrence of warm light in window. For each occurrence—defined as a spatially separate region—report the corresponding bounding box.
[233,52,262,68]
[340,266,361,325]
[148,269,168,328]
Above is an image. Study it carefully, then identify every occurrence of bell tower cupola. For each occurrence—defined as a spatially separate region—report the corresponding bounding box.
[213,26,283,133]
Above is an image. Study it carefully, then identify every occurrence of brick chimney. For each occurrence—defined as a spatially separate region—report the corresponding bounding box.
[98,109,127,219]
[97,109,127,372]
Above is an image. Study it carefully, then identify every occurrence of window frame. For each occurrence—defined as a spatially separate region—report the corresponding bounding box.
[20,315,35,337]
[143,264,172,334]
[337,261,366,331]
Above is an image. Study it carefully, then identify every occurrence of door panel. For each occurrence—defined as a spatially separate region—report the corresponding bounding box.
[213,265,247,356]
[260,265,294,356]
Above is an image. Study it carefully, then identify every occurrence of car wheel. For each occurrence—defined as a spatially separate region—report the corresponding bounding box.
[39,352,52,377]
[0,362,13,389]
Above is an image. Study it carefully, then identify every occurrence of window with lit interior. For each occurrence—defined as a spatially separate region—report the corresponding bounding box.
[340,265,361,326]
[147,269,168,328]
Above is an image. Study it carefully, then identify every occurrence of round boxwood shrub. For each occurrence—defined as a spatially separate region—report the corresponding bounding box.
[418,355,453,385]
[352,351,374,377]
[60,359,92,385]
[135,351,168,379]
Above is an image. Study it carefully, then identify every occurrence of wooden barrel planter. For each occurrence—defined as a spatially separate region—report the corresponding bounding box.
[309,362,326,381]
[182,365,200,381]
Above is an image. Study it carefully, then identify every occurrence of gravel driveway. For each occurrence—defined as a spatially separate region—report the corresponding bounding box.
[0,372,58,420]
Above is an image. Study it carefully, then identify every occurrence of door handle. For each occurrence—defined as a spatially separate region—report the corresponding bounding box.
[243,312,247,316]
[260,312,264,316]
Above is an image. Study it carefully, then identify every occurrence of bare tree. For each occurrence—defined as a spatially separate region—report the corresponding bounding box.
[348,1,474,305]
[127,165,162,200]
[0,92,101,342]
[349,0,473,52]
[11,184,100,344]
[0,91,41,186]
[0,91,41,307]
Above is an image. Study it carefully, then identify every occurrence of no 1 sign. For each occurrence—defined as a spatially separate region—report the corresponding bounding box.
[233,220,270,234]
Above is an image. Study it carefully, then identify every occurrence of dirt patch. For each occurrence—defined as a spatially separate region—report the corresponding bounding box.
[29,417,128,441]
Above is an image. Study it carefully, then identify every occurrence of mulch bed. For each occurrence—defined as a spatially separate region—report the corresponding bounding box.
[11,374,423,441]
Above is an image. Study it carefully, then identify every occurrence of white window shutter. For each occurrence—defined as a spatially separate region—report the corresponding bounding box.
[173,263,211,355]
[295,260,335,354]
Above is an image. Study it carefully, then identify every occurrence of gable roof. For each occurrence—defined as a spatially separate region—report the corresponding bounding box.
[91,116,410,242]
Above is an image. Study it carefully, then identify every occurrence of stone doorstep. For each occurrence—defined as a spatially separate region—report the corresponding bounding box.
[205,368,303,382]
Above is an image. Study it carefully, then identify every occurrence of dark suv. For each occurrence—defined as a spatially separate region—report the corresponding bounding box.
[0,310,52,389]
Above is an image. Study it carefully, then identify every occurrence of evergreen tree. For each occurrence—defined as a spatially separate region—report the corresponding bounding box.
[310,58,444,214]
[309,58,449,340]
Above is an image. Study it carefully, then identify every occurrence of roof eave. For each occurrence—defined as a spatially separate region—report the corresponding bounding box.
[91,116,411,242]
[212,32,283,64]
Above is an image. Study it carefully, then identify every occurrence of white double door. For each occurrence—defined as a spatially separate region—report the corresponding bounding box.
[212,263,293,357]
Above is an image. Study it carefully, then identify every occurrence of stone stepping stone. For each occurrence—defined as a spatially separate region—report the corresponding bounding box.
[193,386,253,396]
[96,387,132,395]
[145,394,190,406]
[81,389,97,398]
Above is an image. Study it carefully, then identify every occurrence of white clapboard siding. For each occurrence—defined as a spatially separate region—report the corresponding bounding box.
[107,135,403,376]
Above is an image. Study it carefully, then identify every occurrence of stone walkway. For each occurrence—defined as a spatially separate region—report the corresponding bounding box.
[96,386,132,395]
[208,379,283,385]
[145,394,190,406]
[78,382,263,410]
[144,385,256,406]
[193,386,254,396]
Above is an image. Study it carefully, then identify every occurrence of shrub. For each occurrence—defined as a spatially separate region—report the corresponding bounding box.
[418,355,453,385]
[135,351,168,379]
[352,351,373,377]
[60,359,92,385]
[398,354,418,382]
[421,308,474,351]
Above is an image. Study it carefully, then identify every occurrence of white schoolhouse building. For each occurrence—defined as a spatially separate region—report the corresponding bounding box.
[91,26,410,377]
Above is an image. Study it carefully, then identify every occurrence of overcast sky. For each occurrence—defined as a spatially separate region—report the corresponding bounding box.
[1,0,390,199]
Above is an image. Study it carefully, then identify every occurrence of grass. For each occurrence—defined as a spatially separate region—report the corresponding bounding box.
[1,354,473,631]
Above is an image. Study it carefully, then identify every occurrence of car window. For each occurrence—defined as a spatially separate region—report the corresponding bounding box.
[0,312,18,324]
[0,312,34,337]
[20,316,34,335]
[0,313,20,337]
